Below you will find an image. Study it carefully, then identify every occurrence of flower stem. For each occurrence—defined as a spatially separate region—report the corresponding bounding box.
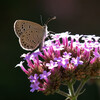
[67,82,77,100]
[57,78,89,100]
[56,89,69,97]
[68,83,75,97]
[75,78,89,97]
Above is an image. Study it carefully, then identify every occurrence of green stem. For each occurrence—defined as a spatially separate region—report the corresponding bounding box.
[67,82,77,100]
[57,78,89,100]
[56,89,69,97]
[75,78,89,97]
[68,83,75,97]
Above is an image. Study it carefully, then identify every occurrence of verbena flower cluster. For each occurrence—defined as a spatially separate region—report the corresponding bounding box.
[16,32,100,95]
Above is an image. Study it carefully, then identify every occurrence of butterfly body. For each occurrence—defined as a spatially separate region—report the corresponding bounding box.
[14,20,48,51]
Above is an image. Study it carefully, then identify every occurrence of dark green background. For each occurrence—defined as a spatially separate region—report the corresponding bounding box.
[0,0,100,100]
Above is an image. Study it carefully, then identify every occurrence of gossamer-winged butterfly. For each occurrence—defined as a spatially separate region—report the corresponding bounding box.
[14,16,56,51]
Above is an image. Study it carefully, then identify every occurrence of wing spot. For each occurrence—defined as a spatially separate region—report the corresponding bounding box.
[29,25,31,28]
[18,32,22,36]
[24,44,26,47]
[32,40,36,43]
[27,37,30,41]
[22,42,25,44]
[19,33,21,35]
[31,31,33,32]
[21,24,24,29]
[27,45,29,48]
[17,29,21,32]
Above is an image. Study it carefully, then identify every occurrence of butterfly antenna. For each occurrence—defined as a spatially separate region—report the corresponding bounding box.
[40,15,44,26]
[45,16,56,25]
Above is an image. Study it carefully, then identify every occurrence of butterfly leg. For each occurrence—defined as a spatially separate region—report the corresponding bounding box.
[48,31,56,35]
[39,34,46,51]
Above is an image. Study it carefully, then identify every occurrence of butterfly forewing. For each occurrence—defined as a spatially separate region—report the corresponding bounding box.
[14,20,45,51]
[14,20,44,38]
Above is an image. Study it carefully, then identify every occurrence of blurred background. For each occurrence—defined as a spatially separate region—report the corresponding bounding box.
[0,0,100,100]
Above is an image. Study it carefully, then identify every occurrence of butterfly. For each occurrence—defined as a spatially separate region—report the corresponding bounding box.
[14,16,56,51]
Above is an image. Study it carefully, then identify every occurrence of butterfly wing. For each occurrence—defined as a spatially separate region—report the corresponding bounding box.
[14,20,45,51]
[14,20,44,38]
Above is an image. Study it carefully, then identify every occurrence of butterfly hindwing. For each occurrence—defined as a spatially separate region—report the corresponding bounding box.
[19,29,45,51]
